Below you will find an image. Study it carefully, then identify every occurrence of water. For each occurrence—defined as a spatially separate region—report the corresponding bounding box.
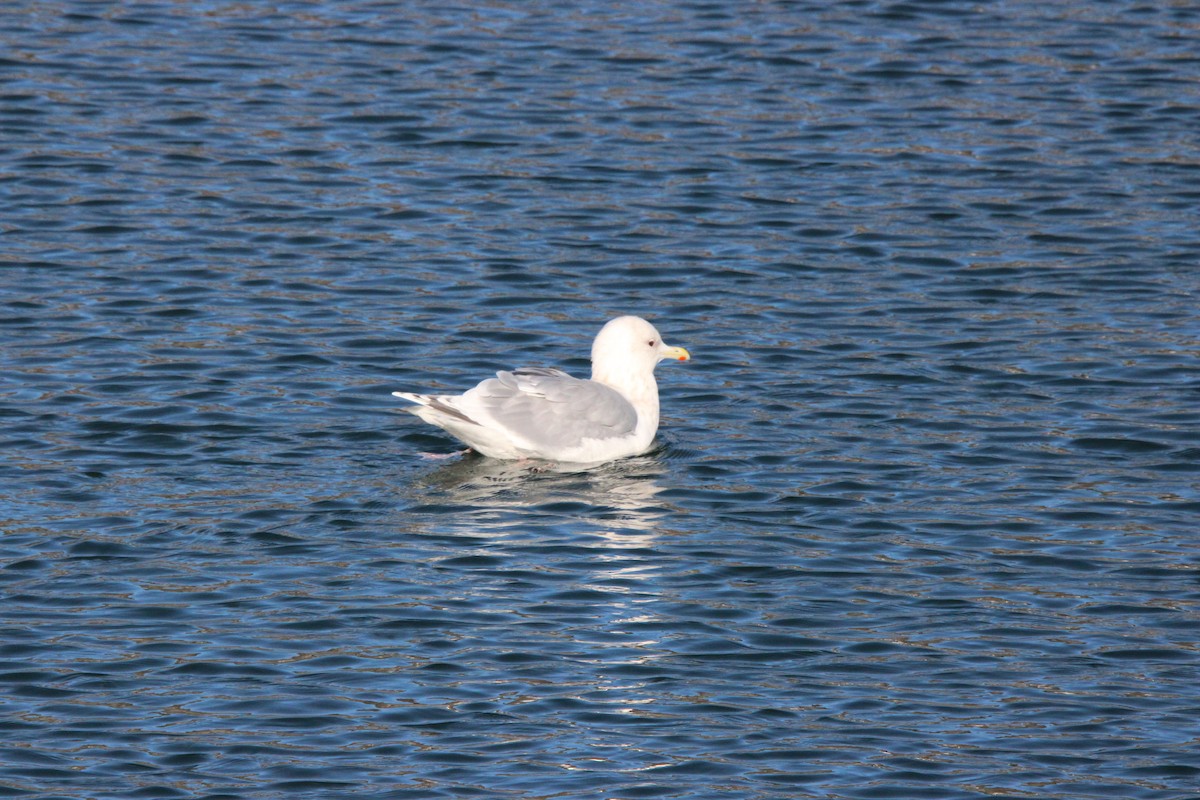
[2,1,1199,798]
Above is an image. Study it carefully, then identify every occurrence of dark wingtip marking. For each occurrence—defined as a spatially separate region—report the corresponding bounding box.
[428,398,480,425]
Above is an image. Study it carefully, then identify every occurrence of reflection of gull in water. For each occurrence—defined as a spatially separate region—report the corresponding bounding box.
[406,450,670,539]
[397,449,680,647]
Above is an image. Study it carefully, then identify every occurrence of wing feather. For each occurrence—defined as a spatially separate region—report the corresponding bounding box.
[465,367,638,449]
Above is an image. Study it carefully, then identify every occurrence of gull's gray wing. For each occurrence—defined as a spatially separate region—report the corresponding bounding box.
[468,367,638,449]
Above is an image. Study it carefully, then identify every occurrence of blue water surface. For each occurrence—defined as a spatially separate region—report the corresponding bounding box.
[2,1,1199,798]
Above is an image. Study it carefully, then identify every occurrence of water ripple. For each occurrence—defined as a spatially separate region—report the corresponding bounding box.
[3,0,1199,798]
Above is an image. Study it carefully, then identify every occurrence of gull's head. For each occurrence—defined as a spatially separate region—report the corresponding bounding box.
[592,316,691,375]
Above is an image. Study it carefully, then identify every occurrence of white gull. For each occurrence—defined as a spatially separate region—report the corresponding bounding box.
[392,316,690,463]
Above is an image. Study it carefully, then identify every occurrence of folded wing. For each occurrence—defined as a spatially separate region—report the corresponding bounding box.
[466,367,638,450]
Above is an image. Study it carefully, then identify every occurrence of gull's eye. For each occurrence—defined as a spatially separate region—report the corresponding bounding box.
[648,339,657,347]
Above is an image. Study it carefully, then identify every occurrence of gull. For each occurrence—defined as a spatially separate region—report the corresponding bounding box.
[392,316,690,463]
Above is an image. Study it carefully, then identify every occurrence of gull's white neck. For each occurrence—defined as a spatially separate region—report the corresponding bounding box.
[592,362,660,443]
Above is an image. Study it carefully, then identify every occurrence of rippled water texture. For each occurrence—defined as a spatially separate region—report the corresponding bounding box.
[3,1,1199,798]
